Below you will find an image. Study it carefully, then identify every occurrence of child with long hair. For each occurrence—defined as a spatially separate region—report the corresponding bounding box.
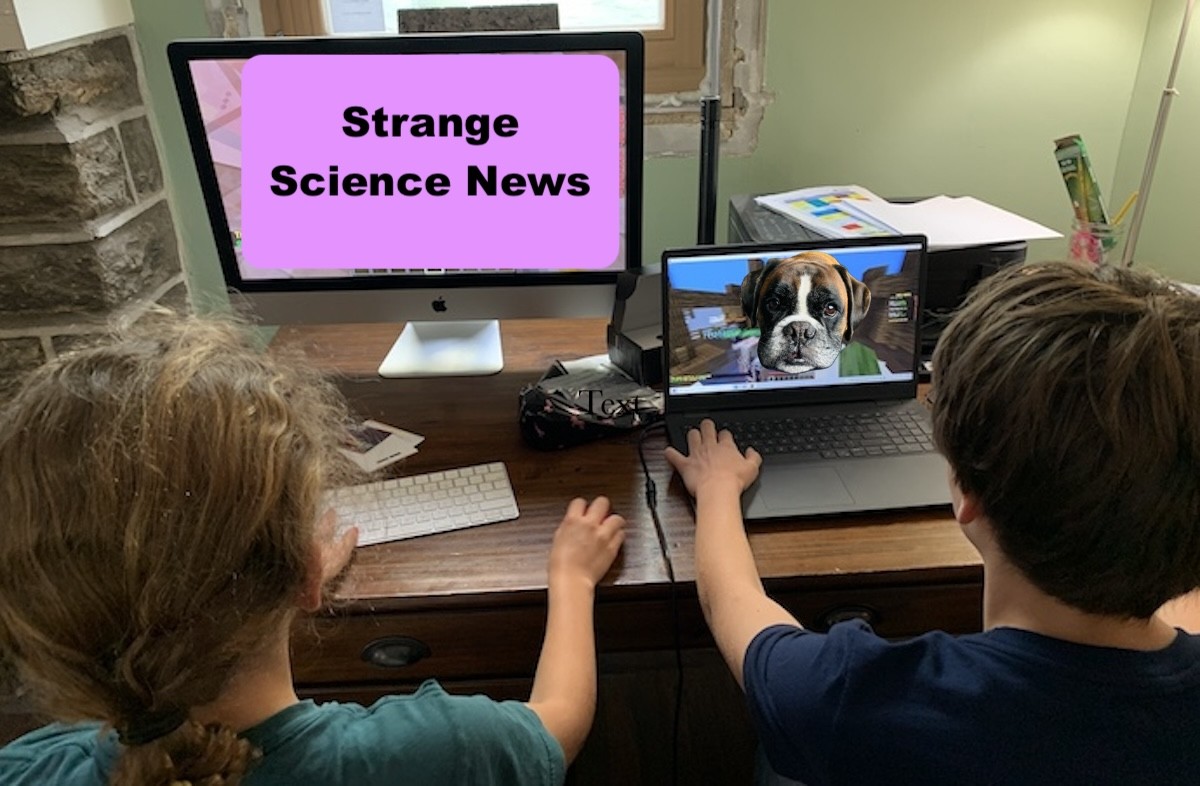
[0,316,624,785]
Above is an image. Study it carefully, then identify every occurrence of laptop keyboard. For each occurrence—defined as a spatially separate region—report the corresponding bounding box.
[707,409,937,460]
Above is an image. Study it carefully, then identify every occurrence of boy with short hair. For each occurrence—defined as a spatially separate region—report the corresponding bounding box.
[666,262,1200,785]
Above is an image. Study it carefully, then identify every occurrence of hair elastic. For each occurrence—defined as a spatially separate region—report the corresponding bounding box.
[118,708,188,746]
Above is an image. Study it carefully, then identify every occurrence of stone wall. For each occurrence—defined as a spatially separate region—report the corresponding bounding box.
[0,28,187,400]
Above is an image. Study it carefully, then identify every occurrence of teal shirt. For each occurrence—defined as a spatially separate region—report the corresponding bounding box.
[0,681,564,785]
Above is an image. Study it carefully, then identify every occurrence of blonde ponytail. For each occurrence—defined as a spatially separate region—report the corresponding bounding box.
[0,316,359,785]
[112,720,259,786]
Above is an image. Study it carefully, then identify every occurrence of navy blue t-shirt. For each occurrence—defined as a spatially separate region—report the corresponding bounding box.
[744,621,1200,785]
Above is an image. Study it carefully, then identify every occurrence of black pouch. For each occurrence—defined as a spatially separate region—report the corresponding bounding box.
[518,361,661,450]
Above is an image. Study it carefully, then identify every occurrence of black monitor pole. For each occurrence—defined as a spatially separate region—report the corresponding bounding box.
[696,0,722,245]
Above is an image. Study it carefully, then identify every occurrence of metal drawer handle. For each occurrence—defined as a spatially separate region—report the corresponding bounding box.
[361,636,431,668]
[818,605,879,631]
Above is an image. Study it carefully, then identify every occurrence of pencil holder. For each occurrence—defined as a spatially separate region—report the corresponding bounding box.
[1068,219,1125,266]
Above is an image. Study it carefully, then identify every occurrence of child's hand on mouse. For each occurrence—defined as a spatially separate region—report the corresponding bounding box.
[664,418,762,498]
[549,496,626,589]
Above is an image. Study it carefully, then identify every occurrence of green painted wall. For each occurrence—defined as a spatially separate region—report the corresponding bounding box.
[1112,0,1200,283]
[132,0,1186,308]
[712,1,1152,267]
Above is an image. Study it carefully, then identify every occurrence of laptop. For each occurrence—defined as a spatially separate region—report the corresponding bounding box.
[662,236,951,520]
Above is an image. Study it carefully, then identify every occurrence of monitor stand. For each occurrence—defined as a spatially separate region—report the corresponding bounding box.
[377,320,504,378]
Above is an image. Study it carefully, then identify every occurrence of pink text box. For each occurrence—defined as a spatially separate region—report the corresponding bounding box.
[241,54,619,269]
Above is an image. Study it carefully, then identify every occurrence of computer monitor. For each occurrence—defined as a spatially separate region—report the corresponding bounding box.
[168,32,642,376]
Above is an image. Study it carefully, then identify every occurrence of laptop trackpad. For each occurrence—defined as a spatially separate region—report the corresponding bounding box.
[756,465,853,512]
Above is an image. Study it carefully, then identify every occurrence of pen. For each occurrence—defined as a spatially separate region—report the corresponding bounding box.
[1113,191,1139,225]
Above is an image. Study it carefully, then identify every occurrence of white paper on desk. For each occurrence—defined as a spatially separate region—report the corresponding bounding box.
[363,419,425,451]
[559,353,613,373]
[842,196,1061,250]
[339,436,418,472]
[338,418,424,472]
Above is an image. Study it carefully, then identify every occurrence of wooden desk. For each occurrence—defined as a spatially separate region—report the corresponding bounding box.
[273,319,983,782]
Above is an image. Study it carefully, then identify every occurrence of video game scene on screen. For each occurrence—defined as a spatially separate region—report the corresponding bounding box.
[668,245,919,390]
[188,52,628,279]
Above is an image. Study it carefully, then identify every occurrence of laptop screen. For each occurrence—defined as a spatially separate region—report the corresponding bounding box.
[665,239,924,398]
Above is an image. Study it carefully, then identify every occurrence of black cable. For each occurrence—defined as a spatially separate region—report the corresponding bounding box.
[637,421,683,786]
[636,422,671,583]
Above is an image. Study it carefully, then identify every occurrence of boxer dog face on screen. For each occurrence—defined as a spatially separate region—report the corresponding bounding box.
[740,251,871,374]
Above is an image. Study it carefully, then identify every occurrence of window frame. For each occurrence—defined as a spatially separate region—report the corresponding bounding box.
[259,0,327,38]
[643,0,704,95]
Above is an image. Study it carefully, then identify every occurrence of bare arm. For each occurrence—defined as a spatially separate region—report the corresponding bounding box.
[526,497,625,763]
[666,420,802,687]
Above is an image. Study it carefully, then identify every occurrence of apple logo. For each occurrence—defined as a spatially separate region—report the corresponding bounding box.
[431,297,447,313]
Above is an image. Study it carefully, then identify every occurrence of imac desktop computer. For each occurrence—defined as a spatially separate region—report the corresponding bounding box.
[168,32,643,377]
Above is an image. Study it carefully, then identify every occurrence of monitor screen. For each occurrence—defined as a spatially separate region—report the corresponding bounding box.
[665,240,925,398]
[169,33,642,295]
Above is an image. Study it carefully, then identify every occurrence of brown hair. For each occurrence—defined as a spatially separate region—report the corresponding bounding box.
[931,262,1200,618]
[0,316,357,784]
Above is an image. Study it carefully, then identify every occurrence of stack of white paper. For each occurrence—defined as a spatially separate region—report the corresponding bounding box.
[755,186,1062,250]
[840,195,1062,250]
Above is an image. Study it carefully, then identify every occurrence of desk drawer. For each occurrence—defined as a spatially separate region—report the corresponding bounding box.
[773,583,983,636]
[292,596,681,686]
[657,582,983,650]
[292,583,982,687]
[293,606,546,686]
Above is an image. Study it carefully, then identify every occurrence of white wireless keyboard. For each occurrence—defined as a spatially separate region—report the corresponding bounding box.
[329,462,520,546]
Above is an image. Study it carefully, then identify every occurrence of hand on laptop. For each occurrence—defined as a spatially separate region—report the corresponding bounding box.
[665,419,762,498]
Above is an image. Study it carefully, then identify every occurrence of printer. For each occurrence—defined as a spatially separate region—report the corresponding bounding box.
[728,194,1027,377]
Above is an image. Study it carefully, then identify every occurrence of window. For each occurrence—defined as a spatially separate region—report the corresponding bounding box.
[261,1,699,96]
[340,1,665,33]
[253,0,767,155]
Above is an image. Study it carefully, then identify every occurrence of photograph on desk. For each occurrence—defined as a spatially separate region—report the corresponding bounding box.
[666,241,921,394]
